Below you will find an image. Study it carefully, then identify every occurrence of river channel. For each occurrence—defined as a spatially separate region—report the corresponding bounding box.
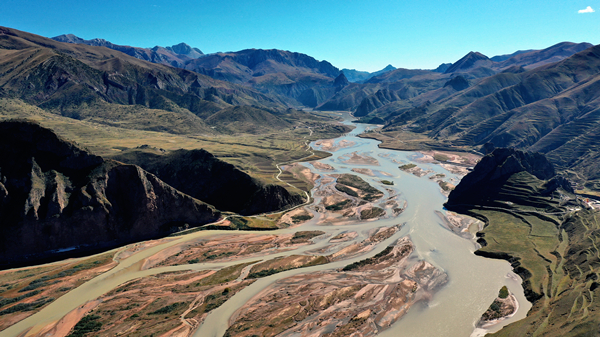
[4,116,531,337]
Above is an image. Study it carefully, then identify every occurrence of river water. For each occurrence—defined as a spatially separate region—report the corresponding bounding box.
[4,116,531,337]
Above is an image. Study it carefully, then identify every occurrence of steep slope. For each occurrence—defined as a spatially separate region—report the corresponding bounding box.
[444,52,493,74]
[0,120,220,268]
[184,48,341,107]
[495,42,593,70]
[0,26,288,135]
[446,148,600,337]
[204,106,292,134]
[52,34,204,68]
[110,148,305,215]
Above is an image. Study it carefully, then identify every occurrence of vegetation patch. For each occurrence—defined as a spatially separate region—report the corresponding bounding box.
[247,256,328,279]
[68,314,102,337]
[291,214,313,223]
[290,231,325,244]
[342,246,394,271]
[399,163,417,170]
[360,207,386,220]
[148,302,186,315]
[433,153,450,162]
[325,199,352,211]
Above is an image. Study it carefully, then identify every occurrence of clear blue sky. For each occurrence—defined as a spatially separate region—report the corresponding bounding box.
[1,0,598,72]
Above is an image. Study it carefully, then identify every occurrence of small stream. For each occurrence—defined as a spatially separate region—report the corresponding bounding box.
[4,116,531,337]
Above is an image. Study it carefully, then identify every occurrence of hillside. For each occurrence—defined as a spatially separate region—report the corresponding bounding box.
[184,48,343,107]
[52,34,204,68]
[0,26,294,136]
[110,148,305,215]
[341,64,396,83]
[0,120,220,268]
[446,148,600,336]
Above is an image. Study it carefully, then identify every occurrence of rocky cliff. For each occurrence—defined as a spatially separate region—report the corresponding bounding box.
[110,148,305,215]
[446,148,572,210]
[0,120,220,268]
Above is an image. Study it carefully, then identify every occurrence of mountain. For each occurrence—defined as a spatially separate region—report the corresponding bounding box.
[379,43,600,190]
[0,120,220,268]
[444,52,494,74]
[109,147,305,215]
[52,34,204,68]
[494,42,593,70]
[490,49,535,62]
[183,48,342,107]
[341,64,397,82]
[0,26,292,136]
[432,63,452,73]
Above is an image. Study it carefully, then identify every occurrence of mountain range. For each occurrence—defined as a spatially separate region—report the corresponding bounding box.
[52,34,204,68]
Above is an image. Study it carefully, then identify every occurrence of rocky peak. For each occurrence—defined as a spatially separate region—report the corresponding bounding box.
[165,43,204,58]
[445,51,493,74]
[333,72,349,88]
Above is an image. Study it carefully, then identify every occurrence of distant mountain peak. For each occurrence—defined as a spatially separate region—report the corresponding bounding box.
[445,51,492,74]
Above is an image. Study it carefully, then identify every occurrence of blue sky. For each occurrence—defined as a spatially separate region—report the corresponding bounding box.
[1,0,598,71]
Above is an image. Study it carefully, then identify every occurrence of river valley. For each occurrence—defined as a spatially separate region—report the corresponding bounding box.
[0,115,531,337]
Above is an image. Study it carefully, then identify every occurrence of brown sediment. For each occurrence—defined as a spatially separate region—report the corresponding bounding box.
[314,139,356,152]
[283,162,320,184]
[247,255,329,279]
[0,252,117,331]
[436,210,483,239]
[398,163,432,177]
[278,208,314,227]
[327,226,401,262]
[330,231,358,243]
[224,237,448,337]
[36,265,256,337]
[376,170,394,177]
[352,168,375,176]
[143,233,321,270]
[311,161,335,171]
[341,151,380,165]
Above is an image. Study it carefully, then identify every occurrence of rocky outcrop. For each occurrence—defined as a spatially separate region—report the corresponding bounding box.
[110,148,305,215]
[443,75,469,91]
[446,148,572,209]
[0,120,220,268]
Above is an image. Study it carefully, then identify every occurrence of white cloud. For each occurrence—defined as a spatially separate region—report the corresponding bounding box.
[578,6,595,13]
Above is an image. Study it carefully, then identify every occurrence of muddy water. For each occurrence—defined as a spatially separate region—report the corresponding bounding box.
[4,116,531,337]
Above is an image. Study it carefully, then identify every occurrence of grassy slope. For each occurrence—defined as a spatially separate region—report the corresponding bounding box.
[447,168,600,336]
[0,98,348,190]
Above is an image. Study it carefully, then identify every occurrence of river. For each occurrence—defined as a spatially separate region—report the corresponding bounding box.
[3,115,530,337]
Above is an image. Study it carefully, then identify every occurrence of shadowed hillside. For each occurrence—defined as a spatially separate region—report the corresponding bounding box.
[0,120,220,268]
[110,148,305,215]
[446,148,600,336]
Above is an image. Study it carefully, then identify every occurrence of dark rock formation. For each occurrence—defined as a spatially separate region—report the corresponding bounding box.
[446,148,572,208]
[333,73,349,89]
[443,75,469,91]
[110,148,305,215]
[0,120,220,268]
